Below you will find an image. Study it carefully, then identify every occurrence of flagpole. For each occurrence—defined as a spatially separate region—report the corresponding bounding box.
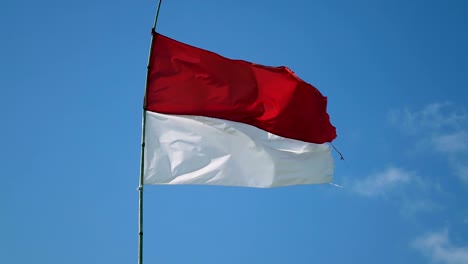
[138,1,163,264]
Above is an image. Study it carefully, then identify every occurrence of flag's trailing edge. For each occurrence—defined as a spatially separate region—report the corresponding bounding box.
[143,33,337,188]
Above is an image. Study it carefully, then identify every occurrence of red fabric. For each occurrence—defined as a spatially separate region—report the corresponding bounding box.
[146,33,336,144]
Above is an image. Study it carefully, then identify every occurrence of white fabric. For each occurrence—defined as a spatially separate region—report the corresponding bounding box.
[144,111,334,188]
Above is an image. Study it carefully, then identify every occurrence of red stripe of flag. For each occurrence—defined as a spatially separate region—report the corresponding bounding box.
[146,33,336,144]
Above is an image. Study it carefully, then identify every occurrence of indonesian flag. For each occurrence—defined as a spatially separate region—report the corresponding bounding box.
[143,33,337,188]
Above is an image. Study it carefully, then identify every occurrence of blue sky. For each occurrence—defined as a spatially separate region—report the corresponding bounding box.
[1,0,468,263]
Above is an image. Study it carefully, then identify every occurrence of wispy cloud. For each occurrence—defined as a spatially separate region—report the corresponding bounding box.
[412,229,468,264]
[400,199,440,217]
[352,166,413,197]
[390,102,468,184]
[432,132,468,154]
[454,163,468,184]
[389,102,466,134]
[350,166,440,216]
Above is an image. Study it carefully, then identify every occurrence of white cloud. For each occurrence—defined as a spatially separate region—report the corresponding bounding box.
[352,166,413,197]
[432,132,468,154]
[412,229,468,264]
[390,102,468,184]
[401,199,440,217]
[389,102,466,134]
[350,167,441,216]
[454,163,468,183]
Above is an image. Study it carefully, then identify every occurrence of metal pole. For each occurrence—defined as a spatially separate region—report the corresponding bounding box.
[138,1,163,264]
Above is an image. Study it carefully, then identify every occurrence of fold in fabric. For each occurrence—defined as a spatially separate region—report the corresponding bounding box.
[144,111,333,188]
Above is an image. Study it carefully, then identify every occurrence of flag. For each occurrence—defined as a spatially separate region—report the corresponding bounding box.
[143,33,337,188]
